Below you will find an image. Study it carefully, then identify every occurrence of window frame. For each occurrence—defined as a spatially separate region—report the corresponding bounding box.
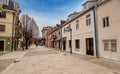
[86,14,91,26]
[0,12,6,18]
[103,40,117,52]
[75,39,80,49]
[0,25,5,31]
[76,20,79,29]
[103,16,109,28]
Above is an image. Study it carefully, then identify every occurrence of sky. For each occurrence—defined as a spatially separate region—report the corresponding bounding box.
[14,0,85,35]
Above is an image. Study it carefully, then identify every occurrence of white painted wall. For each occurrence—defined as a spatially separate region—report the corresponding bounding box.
[97,0,120,61]
[62,10,96,56]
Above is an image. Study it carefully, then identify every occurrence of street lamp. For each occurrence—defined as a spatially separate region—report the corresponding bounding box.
[67,25,72,54]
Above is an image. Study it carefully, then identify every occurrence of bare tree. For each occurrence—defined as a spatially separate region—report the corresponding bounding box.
[20,14,39,49]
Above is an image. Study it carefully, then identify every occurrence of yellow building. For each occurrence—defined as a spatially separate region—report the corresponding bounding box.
[0,0,20,51]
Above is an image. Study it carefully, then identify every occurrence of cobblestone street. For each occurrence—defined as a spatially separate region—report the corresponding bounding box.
[0,45,120,74]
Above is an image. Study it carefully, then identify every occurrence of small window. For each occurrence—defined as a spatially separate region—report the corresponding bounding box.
[75,39,80,49]
[0,25,5,31]
[0,12,6,18]
[103,16,109,28]
[76,20,79,29]
[86,14,91,26]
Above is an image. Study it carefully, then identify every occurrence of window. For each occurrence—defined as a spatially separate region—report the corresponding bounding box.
[111,40,117,52]
[103,40,117,52]
[103,17,109,27]
[86,14,91,26]
[103,40,109,51]
[0,12,6,18]
[69,40,71,48]
[75,39,80,49]
[76,20,79,29]
[0,25,5,31]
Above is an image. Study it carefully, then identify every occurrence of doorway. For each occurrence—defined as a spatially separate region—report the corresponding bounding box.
[0,41,4,51]
[86,38,94,56]
[103,40,117,60]
[63,40,66,50]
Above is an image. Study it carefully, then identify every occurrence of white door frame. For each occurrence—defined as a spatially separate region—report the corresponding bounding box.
[103,39,117,60]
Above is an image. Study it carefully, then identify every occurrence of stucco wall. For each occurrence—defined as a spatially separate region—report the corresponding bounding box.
[97,0,120,61]
[0,36,12,51]
[0,11,13,36]
[62,10,95,55]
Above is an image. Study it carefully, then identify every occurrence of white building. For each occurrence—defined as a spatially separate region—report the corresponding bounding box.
[61,0,98,56]
[97,0,120,61]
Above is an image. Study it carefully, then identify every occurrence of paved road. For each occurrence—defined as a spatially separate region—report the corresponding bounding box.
[0,51,26,73]
[1,45,119,74]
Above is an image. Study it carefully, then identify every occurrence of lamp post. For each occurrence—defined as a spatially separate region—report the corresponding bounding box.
[67,26,72,54]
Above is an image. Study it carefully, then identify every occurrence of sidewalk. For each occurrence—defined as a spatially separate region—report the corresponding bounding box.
[53,48,120,74]
[0,50,27,73]
[0,51,9,56]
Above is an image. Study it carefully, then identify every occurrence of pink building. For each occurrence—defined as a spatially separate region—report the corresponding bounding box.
[46,28,54,48]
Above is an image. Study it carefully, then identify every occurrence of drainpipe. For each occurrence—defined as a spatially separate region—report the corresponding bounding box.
[61,29,63,50]
[92,7,99,57]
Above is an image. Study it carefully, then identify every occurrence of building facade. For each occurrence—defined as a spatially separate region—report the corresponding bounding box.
[97,0,120,61]
[42,0,120,61]
[62,9,96,56]
[46,28,53,48]
[41,26,53,46]
[0,0,20,51]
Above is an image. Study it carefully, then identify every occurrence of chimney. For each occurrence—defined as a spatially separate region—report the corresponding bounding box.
[60,20,66,24]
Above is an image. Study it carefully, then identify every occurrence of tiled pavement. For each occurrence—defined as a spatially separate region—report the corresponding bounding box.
[0,45,120,74]
[0,50,26,73]
[54,48,120,74]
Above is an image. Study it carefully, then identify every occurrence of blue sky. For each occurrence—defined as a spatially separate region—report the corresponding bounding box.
[14,0,85,33]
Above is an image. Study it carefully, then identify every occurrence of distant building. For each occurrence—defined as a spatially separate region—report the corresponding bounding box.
[41,26,53,46]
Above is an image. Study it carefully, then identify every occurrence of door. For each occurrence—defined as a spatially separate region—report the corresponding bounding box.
[86,38,94,56]
[0,41,4,51]
[103,40,117,60]
[63,41,66,50]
